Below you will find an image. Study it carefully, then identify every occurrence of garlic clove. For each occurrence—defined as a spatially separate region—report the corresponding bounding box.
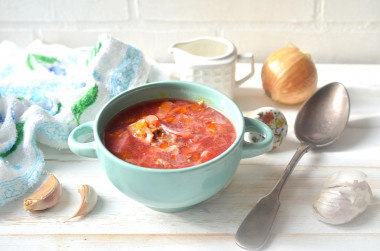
[313,170,373,225]
[24,173,62,211]
[68,184,97,221]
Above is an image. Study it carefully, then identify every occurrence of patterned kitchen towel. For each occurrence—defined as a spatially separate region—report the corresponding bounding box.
[0,34,149,206]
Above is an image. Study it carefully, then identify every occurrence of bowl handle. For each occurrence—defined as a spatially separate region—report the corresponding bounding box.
[242,117,273,159]
[68,121,98,158]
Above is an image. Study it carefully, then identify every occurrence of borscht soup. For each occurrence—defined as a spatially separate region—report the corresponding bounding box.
[103,98,236,169]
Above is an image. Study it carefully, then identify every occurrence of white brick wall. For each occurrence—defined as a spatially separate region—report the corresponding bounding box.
[53,0,129,21]
[324,0,380,22]
[0,0,379,63]
[138,0,315,22]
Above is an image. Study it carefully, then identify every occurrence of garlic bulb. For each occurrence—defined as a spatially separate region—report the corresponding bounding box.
[261,43,317,105]
[313,170,373,225]
[24,173,62,211]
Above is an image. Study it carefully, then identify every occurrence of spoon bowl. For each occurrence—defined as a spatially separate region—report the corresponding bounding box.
[296,82,350,147]
[236,82,350,250]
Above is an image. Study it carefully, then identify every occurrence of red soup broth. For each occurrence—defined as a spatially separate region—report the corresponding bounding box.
[103,98,237,169]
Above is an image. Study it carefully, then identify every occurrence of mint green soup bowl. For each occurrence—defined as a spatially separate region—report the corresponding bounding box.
[68,81,273,212]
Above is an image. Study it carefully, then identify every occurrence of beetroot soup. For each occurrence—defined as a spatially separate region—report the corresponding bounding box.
[103,99,236,169]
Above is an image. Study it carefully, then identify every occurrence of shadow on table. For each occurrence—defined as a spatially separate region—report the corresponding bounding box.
[314,116,379,153]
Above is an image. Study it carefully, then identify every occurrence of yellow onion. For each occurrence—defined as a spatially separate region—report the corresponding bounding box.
[261,43,317,105]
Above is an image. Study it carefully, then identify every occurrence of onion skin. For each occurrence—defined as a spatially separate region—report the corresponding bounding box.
[261,46,318,105]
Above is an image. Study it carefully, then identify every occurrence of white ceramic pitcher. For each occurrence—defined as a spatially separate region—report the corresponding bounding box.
[169,37,254,98]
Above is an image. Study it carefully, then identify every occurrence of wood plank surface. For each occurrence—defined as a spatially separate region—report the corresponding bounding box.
[1,64,379,250]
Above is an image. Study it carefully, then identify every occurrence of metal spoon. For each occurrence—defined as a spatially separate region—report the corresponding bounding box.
[235,82,350,250]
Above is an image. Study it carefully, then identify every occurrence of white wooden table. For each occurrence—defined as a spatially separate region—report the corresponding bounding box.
[1,64,380,250]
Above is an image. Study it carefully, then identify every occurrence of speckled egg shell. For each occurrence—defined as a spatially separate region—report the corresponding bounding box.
[246,107,288,151]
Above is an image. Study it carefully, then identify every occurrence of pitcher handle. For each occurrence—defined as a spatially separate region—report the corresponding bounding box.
[236,53,255,85]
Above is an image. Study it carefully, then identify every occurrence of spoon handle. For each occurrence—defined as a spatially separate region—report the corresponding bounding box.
[272,142,311,196]
[235,142,311,250]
